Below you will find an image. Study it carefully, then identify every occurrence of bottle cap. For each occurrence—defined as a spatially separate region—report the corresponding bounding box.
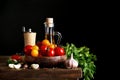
[46,18,53,24]
[46,18,54,27]
[28,28,32,32]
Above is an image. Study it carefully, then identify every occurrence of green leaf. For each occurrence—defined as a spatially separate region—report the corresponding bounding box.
[7,58,13,64]
[84,76,90,80]
[89,71,94,79]
[63,43,97,80]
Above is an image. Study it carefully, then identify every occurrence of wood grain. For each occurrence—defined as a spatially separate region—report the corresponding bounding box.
[0,56,82,80]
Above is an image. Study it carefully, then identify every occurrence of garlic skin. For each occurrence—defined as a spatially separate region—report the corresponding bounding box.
[65,53,78,69]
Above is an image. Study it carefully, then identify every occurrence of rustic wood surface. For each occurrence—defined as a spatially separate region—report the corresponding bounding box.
[0,56,82,80]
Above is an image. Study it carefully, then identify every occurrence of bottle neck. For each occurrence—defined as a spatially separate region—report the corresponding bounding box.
[46,23,54,27]
[44,23,55,44]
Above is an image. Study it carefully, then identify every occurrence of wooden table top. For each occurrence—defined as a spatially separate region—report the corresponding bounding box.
[0,56,82,80]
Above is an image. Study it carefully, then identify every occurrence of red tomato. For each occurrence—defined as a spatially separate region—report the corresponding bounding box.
[54,46,65,56]
[24,45,33,56]
[11,54,22,61]
[36,41,42,48]
[47,48,55,57]
[38,53,42,57]
[40,45,48,56]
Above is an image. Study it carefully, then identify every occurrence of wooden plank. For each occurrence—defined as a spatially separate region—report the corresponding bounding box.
[0,56,9,63]
[0,56,82,80]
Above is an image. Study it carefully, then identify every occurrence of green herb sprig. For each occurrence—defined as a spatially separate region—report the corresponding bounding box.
[62,43,97,80]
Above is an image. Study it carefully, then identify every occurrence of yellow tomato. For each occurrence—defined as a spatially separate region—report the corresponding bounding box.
[32,45,39,50]
[41,39,50,46]
[48,44,56,49]
[31,49,39,57]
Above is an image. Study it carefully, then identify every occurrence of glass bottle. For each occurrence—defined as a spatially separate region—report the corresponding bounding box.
[44,18,62,45]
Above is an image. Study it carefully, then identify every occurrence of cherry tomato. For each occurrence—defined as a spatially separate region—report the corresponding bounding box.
[40,45,48,51]
[36,41,42,48]
[24,45,33,56]
[41,39,50,46]
[48,44,56,49]
[31,49,39,57]
[40,45,48,56]
[32,45,39,50]
[47,48,55,57]
[11,54,22,61]
[54,46,65,56]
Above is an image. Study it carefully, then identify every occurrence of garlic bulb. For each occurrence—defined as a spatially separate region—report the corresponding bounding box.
[65,53,78,69]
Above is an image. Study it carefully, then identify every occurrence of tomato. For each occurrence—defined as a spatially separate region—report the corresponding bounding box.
[11,54,22,61]
[47,48,55,57]
[40,45,48,51]
[32,45,39,50]
[41,39,50,46]
[31,49,39,57]
[40,45,48,56]
[48,44,56,49]
[54,46,65,56]
[24,45,33,56]
[36,41,42,48]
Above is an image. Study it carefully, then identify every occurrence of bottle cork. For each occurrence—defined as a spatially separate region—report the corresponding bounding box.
[46,18,53,24]
[46,18,54,27]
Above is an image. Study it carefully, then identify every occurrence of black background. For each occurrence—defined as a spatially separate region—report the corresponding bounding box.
[0,0,100,55]
[0,0,108,79]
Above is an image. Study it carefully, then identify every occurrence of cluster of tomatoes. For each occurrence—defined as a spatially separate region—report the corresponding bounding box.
[24,39,65,57]
[10,54,22,61]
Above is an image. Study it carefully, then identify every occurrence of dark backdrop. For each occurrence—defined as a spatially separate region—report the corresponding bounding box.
[0,0,69,54]
[0,0,104,79]
[0,0,100,55]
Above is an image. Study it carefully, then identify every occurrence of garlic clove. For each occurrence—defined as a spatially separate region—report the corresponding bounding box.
[31,64,39,69]
[8,64,14,69]
[72,59,78,68]
[14,63,21,69]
